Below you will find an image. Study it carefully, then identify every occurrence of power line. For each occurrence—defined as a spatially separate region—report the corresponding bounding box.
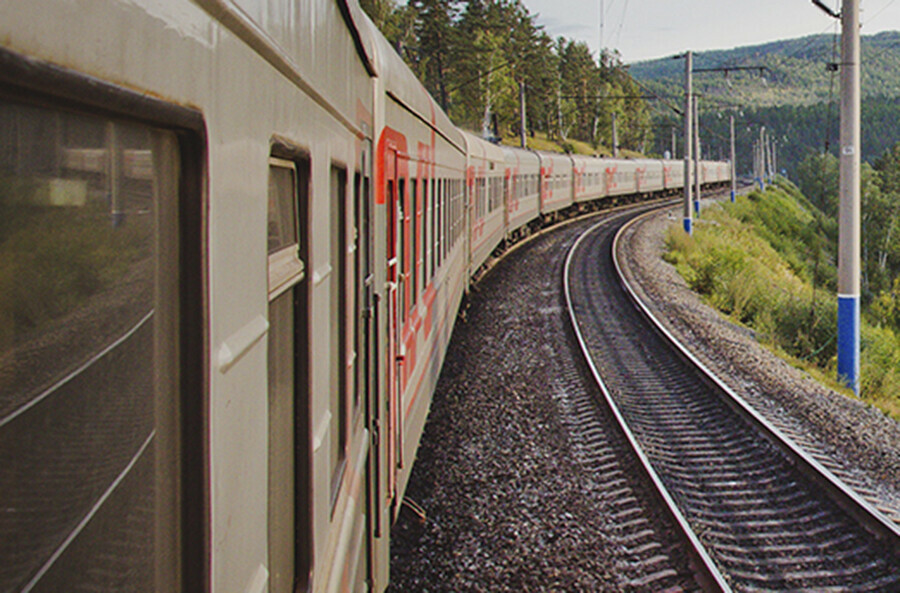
[863,0,896,25]
[614,0,628,48]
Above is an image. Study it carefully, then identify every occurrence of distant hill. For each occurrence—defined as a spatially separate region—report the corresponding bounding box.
[630,31,900,108]
[633,32,900,176]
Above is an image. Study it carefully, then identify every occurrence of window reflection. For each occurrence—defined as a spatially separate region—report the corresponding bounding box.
[0,100,179,592]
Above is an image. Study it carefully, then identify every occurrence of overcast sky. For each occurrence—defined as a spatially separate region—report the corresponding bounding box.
[518,0,900,63]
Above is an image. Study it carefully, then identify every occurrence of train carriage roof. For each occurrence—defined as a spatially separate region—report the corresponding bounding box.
[360,8,464,150]
[502,146,541,167]
[462,131,505,167]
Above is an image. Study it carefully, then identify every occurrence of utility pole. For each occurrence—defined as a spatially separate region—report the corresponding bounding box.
[730,115,736,202]
[671,127,677,159]
[683,51,693,234]
[772,140,778,180]
[519,81,527,148]
[693,96,701,213]
[759,127,766,190]
[612,112,619,157]
[811,0,860,392]
[753,140,759,184]
[838,0,861,394]
[769,138,776,181]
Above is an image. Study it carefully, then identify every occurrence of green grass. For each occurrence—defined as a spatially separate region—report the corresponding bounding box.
[665,180,900,421]
[498,131,645,158]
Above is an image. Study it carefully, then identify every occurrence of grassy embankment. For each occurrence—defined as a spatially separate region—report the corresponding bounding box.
[664,179,900,420]
[498,131,644,158]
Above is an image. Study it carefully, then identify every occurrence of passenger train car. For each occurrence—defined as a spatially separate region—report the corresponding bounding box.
[0,1,730,592]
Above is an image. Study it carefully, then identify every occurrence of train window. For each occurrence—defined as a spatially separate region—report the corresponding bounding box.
[268,158,305,298]
[397,177,406,321]
[450,181,456,247]
[0,98,187,591]
[442,180,448,259]
[479,177,484,218]
[410,178,417,309]
[448,180,452,250]
[268,160,297,253]
[444,180,450,258]
[330,165,348,504]
[453,180,459,246]
[422,179,428,291]
[267,293,297,593]
[455,179,461,245]
[435,180,440,269]
[266,153,310,593]
[475,177,481,218]
[431,179,437,277]
[419,178,425,294]
[458,179,463,242]
[480,177,486,217]
[489,176,494,211]
[422,179,428,285]
[440,179,446,264]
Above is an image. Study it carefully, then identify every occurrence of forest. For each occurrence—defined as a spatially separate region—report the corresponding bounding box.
[793,145,900,318]
[636,32,900,175]
[359,0,654,153]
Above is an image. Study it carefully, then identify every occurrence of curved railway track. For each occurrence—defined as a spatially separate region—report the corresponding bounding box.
[565,204,900,591]
[389,205,710,592]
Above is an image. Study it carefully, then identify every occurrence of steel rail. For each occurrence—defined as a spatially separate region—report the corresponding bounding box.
[612,207,900,554]
[563,209,732,593]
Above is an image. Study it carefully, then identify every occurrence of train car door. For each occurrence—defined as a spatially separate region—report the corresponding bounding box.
[384,145,407,518]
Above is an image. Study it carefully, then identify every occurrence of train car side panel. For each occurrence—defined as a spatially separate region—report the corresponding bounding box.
[502,148,541,234]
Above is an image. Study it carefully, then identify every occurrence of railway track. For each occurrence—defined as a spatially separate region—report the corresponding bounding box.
[389,207,707,592]
[565,204,900,591]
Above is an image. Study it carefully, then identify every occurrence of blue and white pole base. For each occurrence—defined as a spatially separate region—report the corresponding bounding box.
[683,217,692,235]
[694,200,700,215]
[730,190,736,203]
[837,294,860,395]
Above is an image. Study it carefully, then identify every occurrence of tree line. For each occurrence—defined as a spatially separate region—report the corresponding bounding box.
[645,96,900,181]
[793,144,900,334]
[360,0,654,152]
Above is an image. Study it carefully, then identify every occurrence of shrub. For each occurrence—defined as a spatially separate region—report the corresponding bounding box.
[665,188,900,420]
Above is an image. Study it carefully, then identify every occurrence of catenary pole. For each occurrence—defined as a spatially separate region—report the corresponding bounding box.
[838,0,861,394]
[683,51,693,234]
[772,140,778,179]
[730,115,736,202]
[759,127,766,189]
[612,112,619,157]
[693,96,701,213]
[519,81,527,148]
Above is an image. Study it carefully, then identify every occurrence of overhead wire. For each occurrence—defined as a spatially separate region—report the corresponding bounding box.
[614,0,628,49]
[864,0,897,26]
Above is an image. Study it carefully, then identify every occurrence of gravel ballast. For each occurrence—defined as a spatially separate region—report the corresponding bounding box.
[388,197,900,590]
[387,213,699,592]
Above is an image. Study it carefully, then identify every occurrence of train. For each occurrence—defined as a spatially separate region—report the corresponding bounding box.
[0,1,730,592]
